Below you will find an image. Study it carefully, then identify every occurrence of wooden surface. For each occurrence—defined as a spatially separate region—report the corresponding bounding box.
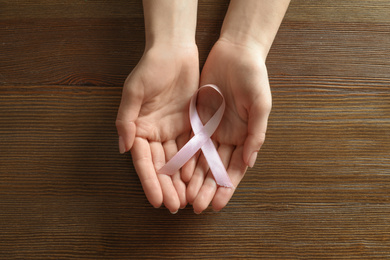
[1,0,389,259]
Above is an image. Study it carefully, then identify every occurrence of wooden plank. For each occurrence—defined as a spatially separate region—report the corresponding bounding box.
[0,0,227,20]
[268,22,390,78]
[2,0,389,22]
[1,1,389,85]
[0,78,389,258]
[1,0,390,258]
[285,0,390,23]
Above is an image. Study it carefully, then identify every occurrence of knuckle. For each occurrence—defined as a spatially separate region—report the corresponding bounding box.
[261,99,272,114]
[253,132,266,147]
[115,118,125,129]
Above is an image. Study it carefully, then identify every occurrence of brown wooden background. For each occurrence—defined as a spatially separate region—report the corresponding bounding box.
[1,0,390,259]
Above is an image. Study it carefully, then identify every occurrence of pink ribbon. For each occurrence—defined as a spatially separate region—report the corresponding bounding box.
[158,84,233,188]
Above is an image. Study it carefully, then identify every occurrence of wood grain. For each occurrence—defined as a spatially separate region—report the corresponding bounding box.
[1,0,390,259]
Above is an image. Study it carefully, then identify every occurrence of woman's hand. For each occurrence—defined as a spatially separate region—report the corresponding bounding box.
[116,0,199,214]
[185,39,272,213]
[116,44,199,213]
[185,0,290,214]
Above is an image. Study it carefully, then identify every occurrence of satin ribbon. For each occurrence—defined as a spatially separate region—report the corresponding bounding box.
[158,84,233,188]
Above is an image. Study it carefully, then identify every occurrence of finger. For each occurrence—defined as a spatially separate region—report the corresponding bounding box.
[131,137,163,208]
[177,132,199,183]
[218,144,235,169]
[116,79,143,153]
[243,93,272,168]
[181,151,200,183]
[212,146,247,212]
[163,140,187,210]
[192,144,233,214]
[187,137,221,203]
[192,171,216,214]
[186,151,209,204]
[150,142,180,214]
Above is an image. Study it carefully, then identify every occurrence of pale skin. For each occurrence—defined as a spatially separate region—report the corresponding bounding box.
[185,0,291,214]
[116,0,199,213]
[116,0,290,214]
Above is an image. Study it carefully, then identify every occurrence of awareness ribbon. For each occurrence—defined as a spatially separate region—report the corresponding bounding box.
[158,84,233,188]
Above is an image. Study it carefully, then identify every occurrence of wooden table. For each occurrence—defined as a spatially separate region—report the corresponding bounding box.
[1,1,389,259]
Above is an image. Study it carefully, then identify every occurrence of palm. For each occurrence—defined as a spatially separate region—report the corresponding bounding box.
[196,86,247,146]
[188,39,272,213]
[134,70,196,143]
[200,41,270,143]
[116,45,199,213]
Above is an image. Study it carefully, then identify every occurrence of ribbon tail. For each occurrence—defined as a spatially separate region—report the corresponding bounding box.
[201,139,234,188]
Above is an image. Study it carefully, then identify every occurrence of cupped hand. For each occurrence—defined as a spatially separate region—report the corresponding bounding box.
[116,44,199,213]
[184,39,272,213]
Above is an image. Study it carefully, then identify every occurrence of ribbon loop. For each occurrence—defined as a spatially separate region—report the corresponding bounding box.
[158,84,233,188]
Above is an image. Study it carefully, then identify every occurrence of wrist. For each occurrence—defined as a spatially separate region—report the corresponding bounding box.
[219,32,269,61]
[220,0,290,61]
[143,0,198,50]
[142,41,199,69]
[144,40,198,57]
[145,34,197,51]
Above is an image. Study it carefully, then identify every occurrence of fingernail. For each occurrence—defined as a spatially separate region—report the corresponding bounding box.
[170,209,179,214]
[194,209,201,215]
[248,152,258,168]
[118,136,126,154]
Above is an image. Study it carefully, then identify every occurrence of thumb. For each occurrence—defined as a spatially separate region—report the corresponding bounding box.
[243,95,272,168]
[115,82,143,153]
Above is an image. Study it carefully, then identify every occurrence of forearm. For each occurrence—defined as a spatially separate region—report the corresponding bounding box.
[220,0,290,59]
[143,0,198,48]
